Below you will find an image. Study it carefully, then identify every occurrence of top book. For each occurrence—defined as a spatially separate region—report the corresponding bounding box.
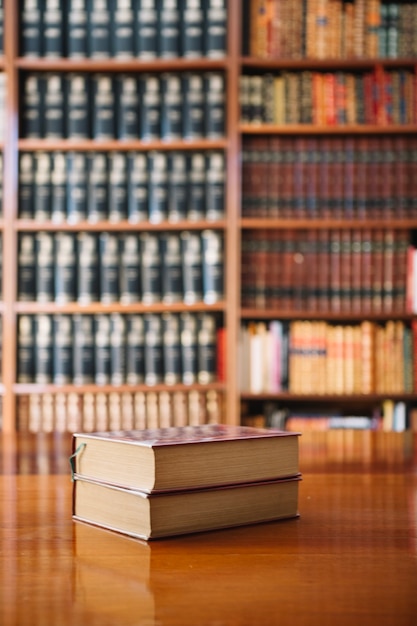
[71,424,300,493]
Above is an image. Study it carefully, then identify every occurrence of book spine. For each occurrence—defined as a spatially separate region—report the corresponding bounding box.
[67,152,88,223]
[44,74,65,138]
[140,232,162,303]
[73,314,95,384]
[119,233,141,303]
[161,73,183,140]
[22,74,43,138]
[144,313,164,385]
[92,74,115,139]
[139,74,161,140]
[43,0,63,57]
[87,153,108,222]
[160,232,183,303]
[148,151,168,223]
[76,233,100,303]
[21,0,42,57]
[182,73,205,139]
[116,75,140,139]
[159,0,181,58]
[205,0,227,58]
[50,153,67,223]
[187,152,206,220]
[112,0,134,58]
[204,73,225,138]
[180,311,198,384]
[17,315,35,382]
[108,153,128,221]
[197,312,217,383]
[34,314,54,383]
[53,314,73,384]
[126,314,145,384]
[66,74,90,139]
[34,153,52,220]
[88,0,111,57]
[35,232,55,302]
[162,312,182,384]
[135,0,158,58]
[201,229,223,304]
[110,313,126,385]
[54,232,77,303]
[99,232,120,303]
[181,231,203,304]
[205,152,225,220]
[67,0,88,58]
[19,153,35,219]
[181,0,204,57]
[18,234,36,301]
[167,152,188,221]
[127,153,149,223]
[94,314,111,384]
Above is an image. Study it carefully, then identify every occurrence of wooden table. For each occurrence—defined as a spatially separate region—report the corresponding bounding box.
[1,433,417,626]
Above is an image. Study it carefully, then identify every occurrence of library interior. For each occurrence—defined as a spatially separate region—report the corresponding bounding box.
[0,1,416,625]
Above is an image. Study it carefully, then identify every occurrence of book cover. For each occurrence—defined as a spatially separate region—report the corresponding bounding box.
[92,74,115,139]
[18,234,36,301]
[50,153,67,223]
[205,0,227,58]
[126,314,145,385]
[35,232,55,302]
[158,0,180,58]
[43,0,63,57]
[67,152,88,223]
[94,314,111,385]
[181,0,204,57]
[160,73,183,140]
[167,152,188,222]
[71,423,301,494]
[197,312,217,384]
[201,229,223,304]
[73,314,95,384]
[17,315,35,383]
[116,75,140,139]
[187,152,206,220]
[21,0,43,57]
[119,233,141,303]
[180,311,198,384]
[162,312,182,385]
[53,314,73,384]
[44,73,65,138]
[182,73,205,139]
[66,74,90,139]
[34,153,52,221]
[99,232,120,303]
[181,231,203,304]
[110,313,126,385]
[22,74,43,138]
[87,152,108,222]
[140,233,162,304]
[148,152,168,223]
[76,233,100,303]
[205,152,225,220]
[108,153,128,221]
[18,153,35,219]
[112,0,134,58]
[34,314,53,383]
[160,232,183,303]
[135,0,158,58]
[67,0,88,58]
[127,153,148,223]
[88,0,111,57]
[144,313,164,386]
[54,232,77,303]
[73,474,301,540]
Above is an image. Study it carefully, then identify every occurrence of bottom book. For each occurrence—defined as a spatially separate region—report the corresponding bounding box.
[72,475,301,540]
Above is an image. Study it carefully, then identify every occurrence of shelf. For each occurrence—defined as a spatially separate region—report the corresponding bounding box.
[14,381,226,395]
[240,218,417,230]
[240,124,417,135]
[15,301,226,314]
[16,219,227,232]
[16,57,228,72]
[240,310,415,322]
[241,56,417,70]
[18,138,228,152]
[240,392,417,402]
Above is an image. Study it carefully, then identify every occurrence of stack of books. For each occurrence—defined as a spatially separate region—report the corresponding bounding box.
[71,424,301,540]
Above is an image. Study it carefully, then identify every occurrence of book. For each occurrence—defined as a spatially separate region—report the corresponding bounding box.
[67,0,88,58]
[19,153,35,218]
[94,314,111,385]
[144,313,164,385]
[127,153,148,223]
[66,74,90,139]
[87,152,108,222]
[160,73,183,140]
[73,314,95,384]
[43,73,65,138]
[99,232,120,303]
[116,75,140,139]
[67,152,88,222]
[135,0,158,58]
[54,232,77,303]
[71,424,300,493]
[34,153,52,221]
[92,74,115,140]
[53,314,73,384]
[158,0,180,58]
[18,235,36,301]
[181,0,204,57]
[35,232,54,302]
[50,153,67,223]
[112,0,134,58]
[43,0,63,58]
[34,314,53,383]
[119,233,141,303]
[72,474,300,540]
[17,315,35,382]
[88,0,111,58]
[205,0,227,58]
[21,0,42,57]
[108,153,128,221]
[110,313,126,385]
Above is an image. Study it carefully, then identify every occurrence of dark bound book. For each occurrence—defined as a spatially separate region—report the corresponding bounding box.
[34,153,52,221]
[162,312,182,384]
[126,314,145,385]
[181,0,204,57]
[87,152,108,222]
[17,315,35,382]
[160,73,183,140]
[50,153,67,223]
[73,314,95,384]
[21,0,42,57]
[167,152,188,222]
[127,153,149,223]
[88,0,111,57]
[204,73,225,138]
[180,311,198,384]
[92,74,116,139]
[34,314,53,384]
[99,232,120,303]
[35,232,55,302]
[187,152,206,220]
[182,73,205,139]
[201,229,223,304]
[54,232,77,303]
[44,73,65,138]
[140,233,162,304]
[67,0,88,58]
[197,312,217,383]
[53,314,73,385]
[108,153,128,222]
[67,152,88,223]
[144,313,164,385]
[112,0,134,58]
[66,74,90,139]
[94,314,111,385]
[110,313,127,386]
[160,232,183,303]
[43,0,63,58]
[119,234,141,303]
[18,235,36,301]
[205,152,225,220]
[135,0,158,58]
[148,152,168,223]
[22,74,43,138]
[116,75,140,139]
[19,153,35,219]
[77,233,100,303]
[159,0,180,57]
[140,75,161,140]
[205,0,227,58]
[181,231,203,304]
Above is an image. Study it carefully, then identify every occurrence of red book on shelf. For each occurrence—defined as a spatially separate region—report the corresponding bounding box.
[371,229,384,313]
[351,229,362,314]
[361,228,373,314]
[329,229,342,313]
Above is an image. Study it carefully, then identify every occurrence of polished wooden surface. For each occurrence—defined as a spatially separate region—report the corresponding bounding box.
[1,433,417,626]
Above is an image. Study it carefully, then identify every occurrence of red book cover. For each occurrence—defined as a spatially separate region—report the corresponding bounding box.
[354,136,368,219]
[360,228,373,313]
[394,230,410,313]
[317,228,330,311]
[323,72,337,126]
[280,137,295,218]
[329,229,342,312]
[382,228,395,314]
[318,137,332,218]
[371,229,384,313]
[351,228,362,314]
[340,229,352,313]
[268,136,282,217]
[281,229,295,310]
[306,229,319,311]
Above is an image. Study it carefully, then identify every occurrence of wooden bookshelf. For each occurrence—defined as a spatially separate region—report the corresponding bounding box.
[1,0,417,445]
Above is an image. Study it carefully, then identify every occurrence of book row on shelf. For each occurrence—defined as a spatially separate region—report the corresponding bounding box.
[18,151,225,223]
[245,0,417,60]
[242,398,417,433]
[242,135,417,220]
[22,72,225,141]
[241,228,408,314]
[239,319,415,396]
[18,229,224,304]
[17,311,225,386]
[240,68,417,126]
[20,0,227,60]
[16,388,224,434]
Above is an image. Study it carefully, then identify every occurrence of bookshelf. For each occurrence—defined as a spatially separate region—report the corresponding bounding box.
[0,0,416,441]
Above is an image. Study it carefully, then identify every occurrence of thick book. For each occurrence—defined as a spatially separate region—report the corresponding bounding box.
[71,424,300,493]
[72,474,300,540]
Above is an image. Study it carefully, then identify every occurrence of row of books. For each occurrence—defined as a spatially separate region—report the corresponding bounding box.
[17,311,222,386]
[18,230,223,305]
[239,319,415,396]
[22,72,225,140]
[17,389,224,433]
[242,135,417,220]
[241,228,409,314]
[246,0,417,59]
[19,151,225,223]
[21,0,227,60]
[240,69,416,126]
